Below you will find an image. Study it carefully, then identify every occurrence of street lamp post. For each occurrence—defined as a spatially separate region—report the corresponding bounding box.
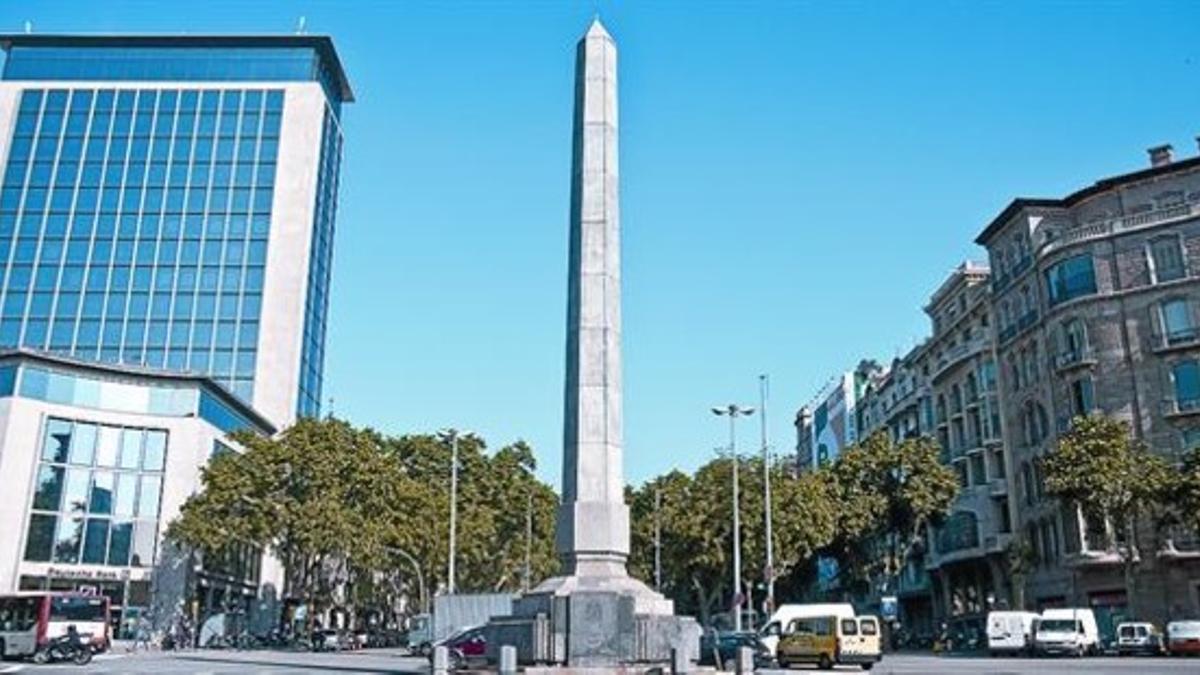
[442,429,464,595]
[759,375,775,616]
[383,545,428,616]
[712,403,755,633]
[654,488,662,592]
[523,491,533,592]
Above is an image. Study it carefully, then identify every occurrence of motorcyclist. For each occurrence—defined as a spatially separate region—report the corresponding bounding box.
[65,624,84,651]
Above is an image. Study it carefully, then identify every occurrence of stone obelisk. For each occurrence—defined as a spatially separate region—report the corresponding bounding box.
[559,16,629,578]
[486,19,696,668]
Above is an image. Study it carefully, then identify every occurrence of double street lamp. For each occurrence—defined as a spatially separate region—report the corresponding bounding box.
[712,403,754,633]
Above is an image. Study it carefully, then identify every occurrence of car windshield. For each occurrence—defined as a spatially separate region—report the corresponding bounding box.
[1169,622,1200,638]
[1118,626,1135,638]
[1040,619,1081,633]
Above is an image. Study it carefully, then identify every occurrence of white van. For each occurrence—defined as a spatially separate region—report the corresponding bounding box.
[986,611,1039,655]
[758,603,856,658]
[1035,608,1099,657]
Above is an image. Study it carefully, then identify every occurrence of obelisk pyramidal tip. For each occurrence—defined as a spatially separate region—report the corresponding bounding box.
[558,16,627,577]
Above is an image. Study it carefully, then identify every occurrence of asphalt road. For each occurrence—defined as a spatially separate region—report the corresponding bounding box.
[0,648,430,674]
[2,650,1198,673]
[765,654,1200,674]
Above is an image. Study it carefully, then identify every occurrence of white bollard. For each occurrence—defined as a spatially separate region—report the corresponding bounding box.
[735,645,754,675]
[499,645,517,674]
[433,645,451,674]
[671,646,692,674]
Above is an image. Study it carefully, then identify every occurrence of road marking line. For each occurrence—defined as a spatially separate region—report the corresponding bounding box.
[0,665,24,673]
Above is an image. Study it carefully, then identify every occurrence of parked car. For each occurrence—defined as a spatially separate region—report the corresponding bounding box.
[1165,620,1200,656]
[1116,622,1163,656]
[698,630,772,668]
[1034,609,1099,657]
[313,628,345,652]
[434,626,487,670]
[776,615,882,671]
[986,611,1039,656]
[758,603,856,659]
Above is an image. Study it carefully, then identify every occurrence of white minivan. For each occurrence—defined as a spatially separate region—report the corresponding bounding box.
[986,611,1039,656]
[758,603,856,658]
[1035,608,1100,657]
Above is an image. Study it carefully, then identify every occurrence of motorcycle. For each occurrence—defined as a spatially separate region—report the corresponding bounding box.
[31,634,93,666]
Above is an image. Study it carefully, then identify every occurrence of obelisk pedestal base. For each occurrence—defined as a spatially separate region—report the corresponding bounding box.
[484,574,698,668]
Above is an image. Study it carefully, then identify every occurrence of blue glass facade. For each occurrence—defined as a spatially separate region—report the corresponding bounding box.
[0,87,279,402]
[0,37,349,421]
[3,46,346,110]
[297,108,342,418]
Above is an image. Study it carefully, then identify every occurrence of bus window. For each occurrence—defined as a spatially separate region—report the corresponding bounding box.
[0,596,38,631]
[841,619,859,636]
[51,595,106,623]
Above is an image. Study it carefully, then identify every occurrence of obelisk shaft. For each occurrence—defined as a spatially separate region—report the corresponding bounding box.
[558,19,628,576]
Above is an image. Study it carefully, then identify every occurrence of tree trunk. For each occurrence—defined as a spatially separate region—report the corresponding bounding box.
[1122,521,1137,618]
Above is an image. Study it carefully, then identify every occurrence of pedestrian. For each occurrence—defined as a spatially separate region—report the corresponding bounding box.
[133,614,153,652]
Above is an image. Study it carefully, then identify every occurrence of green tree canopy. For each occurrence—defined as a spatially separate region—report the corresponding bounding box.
[1042,415,1177,609]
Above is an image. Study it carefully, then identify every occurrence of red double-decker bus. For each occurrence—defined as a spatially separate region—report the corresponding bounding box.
[0,592,110,659]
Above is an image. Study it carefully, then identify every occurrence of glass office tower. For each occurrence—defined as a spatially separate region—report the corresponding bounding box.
[0,36,352,426]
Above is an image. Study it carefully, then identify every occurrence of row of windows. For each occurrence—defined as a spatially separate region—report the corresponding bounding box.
[2,290,263,321]
[1,320,259,356]
[15,108,283,140]
[1,185,274,215]
[7,134,280,166]
[2,240,268,270]
[24,417,165,568]
[6,160,277,189]
[18,88,284,115]
[0,213,272,238]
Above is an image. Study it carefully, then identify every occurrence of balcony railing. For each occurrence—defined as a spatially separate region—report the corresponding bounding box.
[1151,326,1200,353]
[989,477,1008,497]
[1039,201,1200,257]
[1053,346,1097,372]
[1163,397,1200,418]
[998,324,1018,345]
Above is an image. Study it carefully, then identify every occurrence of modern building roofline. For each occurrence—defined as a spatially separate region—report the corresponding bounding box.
[0,33,354,102]
[0,347,277,434]
[974,155,1200,245]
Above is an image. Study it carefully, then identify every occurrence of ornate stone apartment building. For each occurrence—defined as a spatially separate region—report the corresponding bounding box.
[855,263,1011,638]
[975,145,1200,631]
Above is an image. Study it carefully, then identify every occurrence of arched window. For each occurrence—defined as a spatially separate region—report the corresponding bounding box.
[1060,318,1088,362]
[1032,457,1045,499]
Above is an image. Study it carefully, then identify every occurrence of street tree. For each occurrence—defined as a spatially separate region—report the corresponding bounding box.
[1042,415,1177,610]
[628,457,837,625]
[823,432,959,596]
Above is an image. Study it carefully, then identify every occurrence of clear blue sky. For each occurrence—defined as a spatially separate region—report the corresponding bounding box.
[6,1,1200,487]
